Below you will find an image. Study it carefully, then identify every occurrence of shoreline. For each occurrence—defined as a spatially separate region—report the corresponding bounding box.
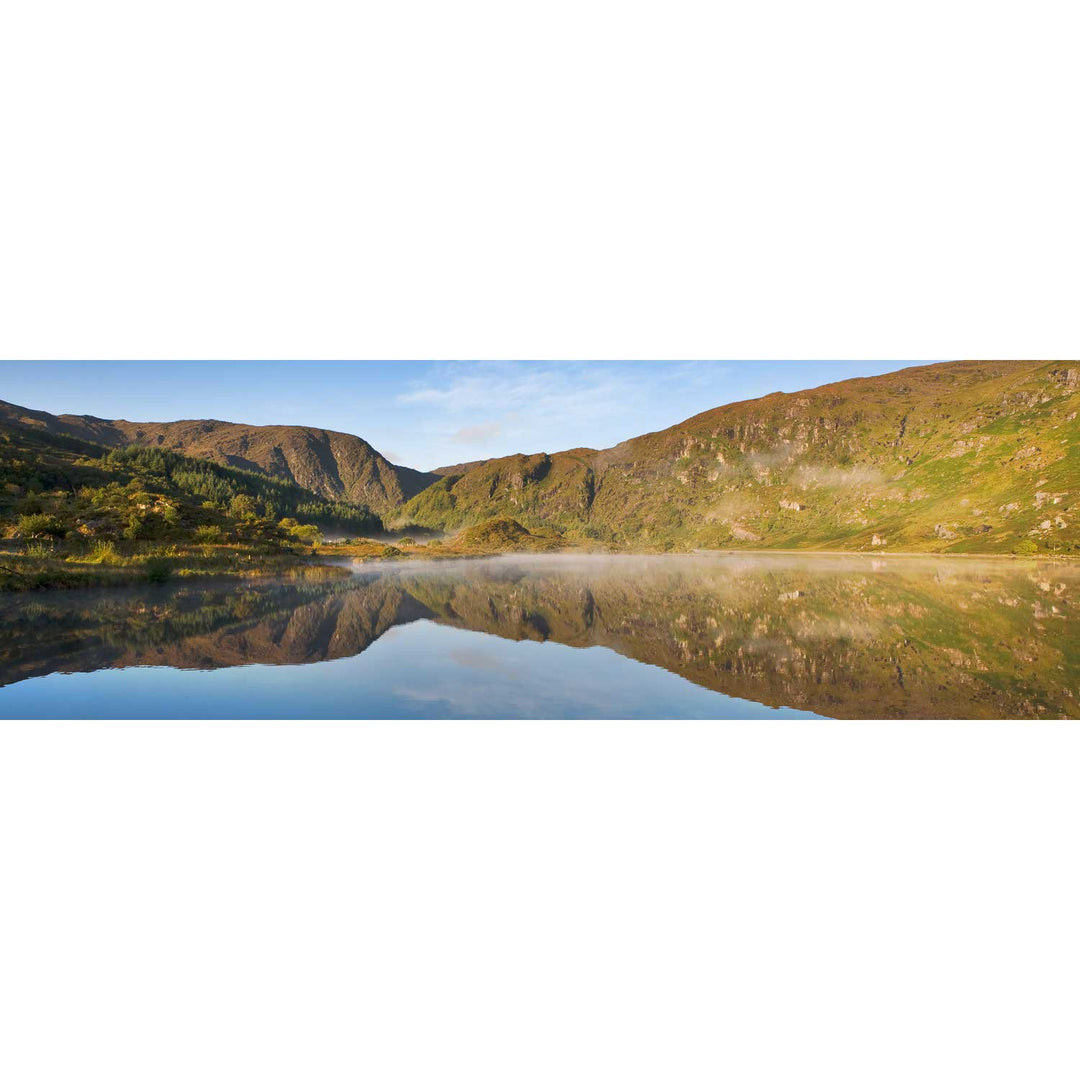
[3,544,1075,594]
[688,548,1079,561]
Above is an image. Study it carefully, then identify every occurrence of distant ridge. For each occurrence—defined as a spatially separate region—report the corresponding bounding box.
[431,459,490,476]
[0,399,439,518]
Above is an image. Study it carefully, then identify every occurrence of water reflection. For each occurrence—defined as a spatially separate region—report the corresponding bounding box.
[1,554,1076,718]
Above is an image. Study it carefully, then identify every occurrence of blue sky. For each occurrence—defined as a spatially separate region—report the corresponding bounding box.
[0,360,924,471]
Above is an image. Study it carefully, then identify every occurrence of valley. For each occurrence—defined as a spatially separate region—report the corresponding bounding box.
[2,360,1077,593]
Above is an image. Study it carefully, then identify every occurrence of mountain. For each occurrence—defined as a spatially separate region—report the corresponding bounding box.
[400,360,1080,553]
[0,418,382,549]
[0,399,438,519]
[5,360,1079,554]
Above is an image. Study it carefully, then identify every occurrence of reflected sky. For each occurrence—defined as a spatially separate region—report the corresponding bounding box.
[1,554,1076,719]
[0,621,816,719]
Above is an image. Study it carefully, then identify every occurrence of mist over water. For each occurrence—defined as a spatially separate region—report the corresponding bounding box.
[1,553,1075,719]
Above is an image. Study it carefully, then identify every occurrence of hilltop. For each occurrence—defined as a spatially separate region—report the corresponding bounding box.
[402,360,1080,554]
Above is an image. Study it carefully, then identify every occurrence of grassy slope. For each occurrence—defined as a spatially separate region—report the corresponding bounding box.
[400,360,1080,553]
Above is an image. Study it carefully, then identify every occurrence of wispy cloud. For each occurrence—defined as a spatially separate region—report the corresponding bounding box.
[393,361,738,469]
[399,361,728,428]
[452,422,501,444]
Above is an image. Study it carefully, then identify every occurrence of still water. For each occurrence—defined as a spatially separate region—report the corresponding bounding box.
[1,554,1076,719]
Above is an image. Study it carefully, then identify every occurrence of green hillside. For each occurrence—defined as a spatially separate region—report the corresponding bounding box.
[400,361,1080,554]
[0,422,381,589]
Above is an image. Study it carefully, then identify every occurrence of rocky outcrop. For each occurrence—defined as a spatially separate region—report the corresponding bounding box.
[730,524,762,542]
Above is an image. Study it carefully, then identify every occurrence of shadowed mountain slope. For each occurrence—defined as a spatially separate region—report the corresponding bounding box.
[0,399,438,518]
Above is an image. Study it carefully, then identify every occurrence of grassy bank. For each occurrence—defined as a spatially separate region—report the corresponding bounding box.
[0,514,574,591]
[0,540,353,592]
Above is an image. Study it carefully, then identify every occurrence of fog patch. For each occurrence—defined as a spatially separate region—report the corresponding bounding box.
[792,464,887,490]
[744,444,801,471]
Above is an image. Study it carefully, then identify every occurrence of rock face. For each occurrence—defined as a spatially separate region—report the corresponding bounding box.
[730,524,762,542]
[0,399,439,519]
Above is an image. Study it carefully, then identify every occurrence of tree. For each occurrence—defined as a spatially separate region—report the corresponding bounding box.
[229,493,259,520]
[17,513,65,539]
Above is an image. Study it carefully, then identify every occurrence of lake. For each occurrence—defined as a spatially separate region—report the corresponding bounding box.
[0,554,1075,719]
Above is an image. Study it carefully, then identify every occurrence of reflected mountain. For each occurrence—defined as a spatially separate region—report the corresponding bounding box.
[1,554,1076,718]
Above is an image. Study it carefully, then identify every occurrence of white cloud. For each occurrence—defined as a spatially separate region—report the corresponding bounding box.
[401,361,726,424]
[452,422,501,444]
[394,361,737,469]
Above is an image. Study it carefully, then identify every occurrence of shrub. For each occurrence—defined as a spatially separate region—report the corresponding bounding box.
[144,557,172,584]
[17,513,65,539]
[83,540,120,564]
[289,523,321,543]
[1013,539,1039,555]
[23,541,53,558]
[193,524,223,544]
